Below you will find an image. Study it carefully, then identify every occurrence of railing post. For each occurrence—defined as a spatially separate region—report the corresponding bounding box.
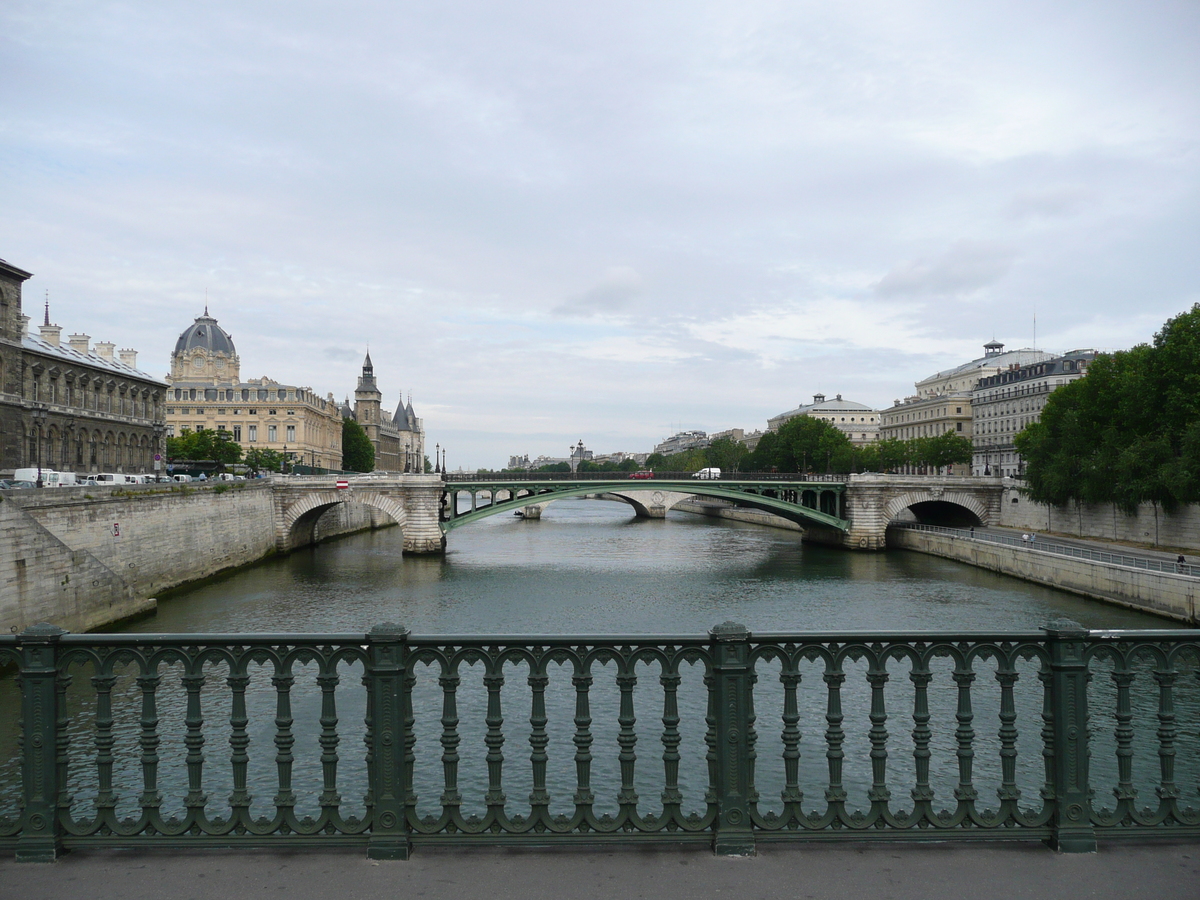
[710,621,755,856]
[1044,618,1096,853]
[16,623,67,862]
[366,623,411,860]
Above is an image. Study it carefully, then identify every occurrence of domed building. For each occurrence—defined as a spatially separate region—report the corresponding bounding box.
[767,393,880,446]
[165,310,343,471]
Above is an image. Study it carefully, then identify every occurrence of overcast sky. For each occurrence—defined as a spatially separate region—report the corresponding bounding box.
[3,0,1197,468]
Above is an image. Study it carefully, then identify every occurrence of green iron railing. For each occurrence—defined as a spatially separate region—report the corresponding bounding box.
[1,620,1198,861]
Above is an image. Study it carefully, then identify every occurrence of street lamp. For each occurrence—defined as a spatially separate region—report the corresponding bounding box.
[32,408,48,488]
[435,443,441,474]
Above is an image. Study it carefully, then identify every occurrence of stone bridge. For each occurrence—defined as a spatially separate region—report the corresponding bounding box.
[269,473,1004,554]
[270,475,445,554]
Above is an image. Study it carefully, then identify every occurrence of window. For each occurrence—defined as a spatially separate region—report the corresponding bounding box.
[956,422,963,432]
[233,425,242,441]
[166,408,175,415]
[217,408,226,415]
[248,425,257,442]
[287,409,295,415]
[286,424,296,442]
[268,425,277,442]
[232,409,240,415]
[956,407,962,414]
[268,409,277,416]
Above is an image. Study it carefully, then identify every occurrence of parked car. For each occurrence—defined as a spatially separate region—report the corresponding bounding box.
[0,479,36,489]
[628,471,655,479]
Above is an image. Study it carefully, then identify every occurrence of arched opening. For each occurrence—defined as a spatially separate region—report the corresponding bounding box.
[902,500,983,528]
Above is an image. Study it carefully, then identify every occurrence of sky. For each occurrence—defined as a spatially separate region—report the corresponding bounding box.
[2,0,1198,469]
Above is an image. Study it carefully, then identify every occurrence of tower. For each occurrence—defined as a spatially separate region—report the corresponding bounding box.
[353,351,383,447]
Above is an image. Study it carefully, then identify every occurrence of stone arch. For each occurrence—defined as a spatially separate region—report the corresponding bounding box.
[280,489,409,550]
[883,490,989,527]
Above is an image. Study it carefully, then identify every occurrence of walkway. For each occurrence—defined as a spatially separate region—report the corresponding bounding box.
[892,522,1199,577]
[3,842,1198,900]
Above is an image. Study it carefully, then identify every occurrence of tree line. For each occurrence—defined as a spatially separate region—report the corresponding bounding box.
[1016,304,1200,513]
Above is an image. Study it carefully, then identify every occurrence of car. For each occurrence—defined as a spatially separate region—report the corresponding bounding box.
[0,479,36,489]
[628,470,655,479]
[692,467,722,479]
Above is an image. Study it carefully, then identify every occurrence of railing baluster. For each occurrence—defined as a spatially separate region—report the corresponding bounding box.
[823,660,847,819]
[659,662,683,824]
[528,662,551,823]
[365,623,409,860]
[995,652,1021,816]
[227,666,252,821]
[181,668,208,820]
[1045,619,1096,852]
[91,671,118,824]
[909,654,933,820]
[483,666,506,818]
[571,664,594,817]
[136,669,162,818]
[1110,654,1137,814]
[615,667,639,819]
[952,656,978,811]
[710,622,753,855]
[866,651,890,815]
[1153,660,1179,815]
[316,670,341,814]
[779,660,803,816]
[272,670,296,817]
[439,664,462,815]
[16,623,66,862]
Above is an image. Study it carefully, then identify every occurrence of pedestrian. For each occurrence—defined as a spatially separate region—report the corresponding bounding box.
[1029,532,1036,544]
[969,526,975,537]
[1179,554,1187,573]
[1022,533,1029,544]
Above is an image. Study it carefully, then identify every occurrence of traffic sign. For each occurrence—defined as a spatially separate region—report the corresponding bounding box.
[336,480,350,490]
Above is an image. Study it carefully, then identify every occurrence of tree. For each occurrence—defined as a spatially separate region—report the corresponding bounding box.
[705,437,749,473]
[644,452,668,471]
[1017,303,1200,510]
[166,428,242,468]
[341,418,375,473]
[243,448,286,475]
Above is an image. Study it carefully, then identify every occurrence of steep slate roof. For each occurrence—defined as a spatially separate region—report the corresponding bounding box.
[173,310,236,356]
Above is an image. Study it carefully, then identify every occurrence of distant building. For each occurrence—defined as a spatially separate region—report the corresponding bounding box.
[653,430,709,455]
[767,393,879,446]
[971,350,1097,478]
[879,341,1056,475]
[165,310,343,470]
[1,258,166,478]
[342,351,425,472]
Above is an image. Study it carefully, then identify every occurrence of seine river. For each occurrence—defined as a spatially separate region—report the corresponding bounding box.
[128,498,1171,635]
[3,500,1192,828]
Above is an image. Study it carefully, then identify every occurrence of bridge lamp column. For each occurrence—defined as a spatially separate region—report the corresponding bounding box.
[435,443,441,474]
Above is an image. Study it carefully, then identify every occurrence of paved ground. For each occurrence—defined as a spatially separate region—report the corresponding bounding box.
[3,841,1199,900]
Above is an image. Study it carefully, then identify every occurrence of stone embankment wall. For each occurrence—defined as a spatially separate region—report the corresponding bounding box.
[672,498,803,531]
[888,527,1198,623]
[999,487,1200,552]
[0,482,389,633]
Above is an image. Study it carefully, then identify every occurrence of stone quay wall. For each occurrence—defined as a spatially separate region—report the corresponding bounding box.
[888,526,1198,623]
[999,486,1200,552]
[0,482,389,634]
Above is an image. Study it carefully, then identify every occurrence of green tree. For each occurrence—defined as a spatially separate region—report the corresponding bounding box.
[341,418,375,473]
[644,452,668,471]
[705,437,749,473]
[536,462,571,473]
[243,448,286,475]
[166,428,242,467]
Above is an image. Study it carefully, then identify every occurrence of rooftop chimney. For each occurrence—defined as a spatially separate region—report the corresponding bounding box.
[118,348,138,368]
[39,323,62,346]
[68,333,90,353]
[20,314,31,337]
[94,341,115,360]
[813,393,826,404]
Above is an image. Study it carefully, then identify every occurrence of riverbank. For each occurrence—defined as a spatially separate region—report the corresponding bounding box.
[887,526,1198,624]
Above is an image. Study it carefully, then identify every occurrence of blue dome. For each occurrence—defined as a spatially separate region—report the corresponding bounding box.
[174,311,235,356]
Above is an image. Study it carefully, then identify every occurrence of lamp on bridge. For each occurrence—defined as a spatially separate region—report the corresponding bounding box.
[435,443,441,474]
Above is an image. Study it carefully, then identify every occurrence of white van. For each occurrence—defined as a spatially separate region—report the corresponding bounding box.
[12,468,75,486]
[692,468,722,480]
[172,474,193,483]
[94,473,131,485]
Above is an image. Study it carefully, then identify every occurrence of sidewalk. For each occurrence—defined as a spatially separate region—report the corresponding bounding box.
[3,841,1199,900]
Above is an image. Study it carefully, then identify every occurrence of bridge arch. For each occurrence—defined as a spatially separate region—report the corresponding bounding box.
[883,490,989,528]
[280,490,408,551]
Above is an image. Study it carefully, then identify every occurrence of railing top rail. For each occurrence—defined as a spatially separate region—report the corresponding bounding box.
[4,626,1197,646]
[443,471,848,483]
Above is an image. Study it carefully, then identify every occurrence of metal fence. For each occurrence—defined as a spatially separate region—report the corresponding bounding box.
[890,522,1200,578]
[2,621,1198,861]
[443,472,848,483]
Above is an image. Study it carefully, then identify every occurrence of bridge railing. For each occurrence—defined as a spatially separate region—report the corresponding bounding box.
[891,522,1200,578]
[443,471,847,483]
[2,621,1197,861]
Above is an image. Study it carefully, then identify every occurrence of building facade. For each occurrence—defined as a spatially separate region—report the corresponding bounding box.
[971,350,1096,478]
[1,259,166,479]
[767,393,879,445]
[164,311,343,470]
[343,352,425,472]
[653,430,710,456]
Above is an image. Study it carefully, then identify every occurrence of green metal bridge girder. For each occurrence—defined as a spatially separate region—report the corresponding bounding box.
[440,479,849,532]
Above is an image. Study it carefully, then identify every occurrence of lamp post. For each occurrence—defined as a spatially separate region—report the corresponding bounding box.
[570,439,584,474]
[440,446,446,473]
[435,443,441,474]
[32,408,48,488]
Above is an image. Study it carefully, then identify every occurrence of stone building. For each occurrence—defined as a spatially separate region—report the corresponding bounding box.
[879,340,1055,475]
[1,258,166,479]
[164,310,343,470]
[971,349,1097,478]
[767,393,879,445]
[342,352,425,472]
[653,430,709,455]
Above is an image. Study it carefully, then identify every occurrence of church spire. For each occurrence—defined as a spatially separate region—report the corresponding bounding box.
[44,292,50,326]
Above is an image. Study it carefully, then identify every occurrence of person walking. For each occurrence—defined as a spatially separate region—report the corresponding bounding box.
[1179,554,1187,573]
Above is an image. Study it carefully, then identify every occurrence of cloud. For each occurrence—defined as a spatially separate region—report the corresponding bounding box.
[553,266,643,317]
[1007,185,1094,219]
[322,346,362,362]
[874,241,1016,297]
